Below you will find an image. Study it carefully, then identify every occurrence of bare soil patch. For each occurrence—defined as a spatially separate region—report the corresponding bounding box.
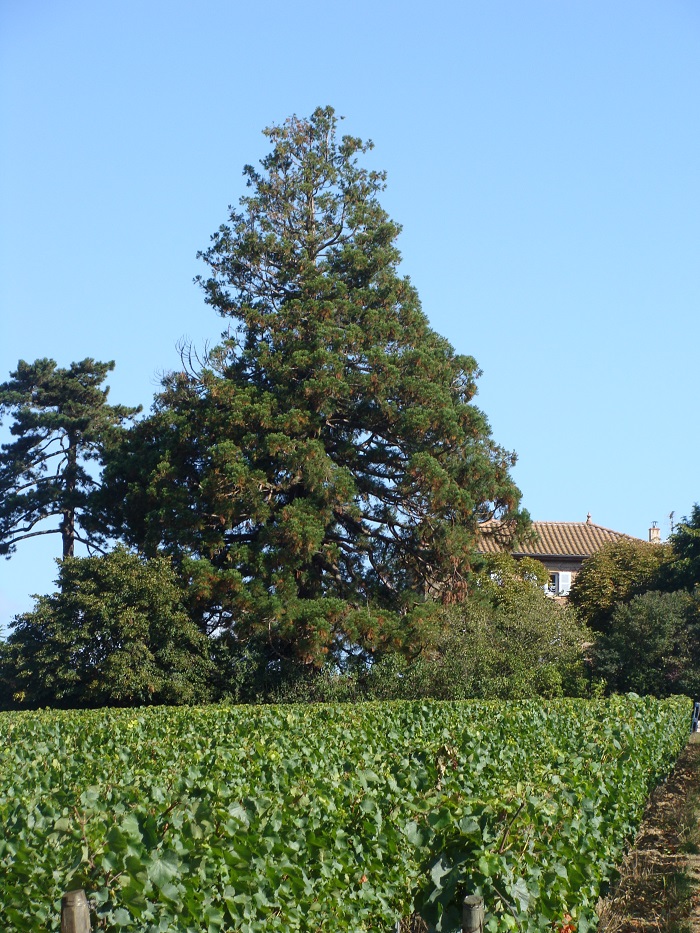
[597,732,700,933]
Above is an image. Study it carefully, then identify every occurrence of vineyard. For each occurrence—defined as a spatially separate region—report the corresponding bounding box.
[0,696,690,932]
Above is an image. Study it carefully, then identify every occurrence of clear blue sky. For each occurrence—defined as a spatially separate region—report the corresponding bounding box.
[1,0,699,625]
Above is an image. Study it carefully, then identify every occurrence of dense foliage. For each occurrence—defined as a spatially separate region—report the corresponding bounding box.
[570,507,700,696]
[0,548,215,709]
[102,106,527,668]
[0,358,139,560]
[277,575,591,703]
[0,554,589,708]
[662,504,700,592]
[0,696,688,933]
[568,537,673,634]
[592,590,700,697]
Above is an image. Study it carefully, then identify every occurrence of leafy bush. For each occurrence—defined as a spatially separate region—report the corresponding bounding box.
[277,586,591,703]
[568,538,673,634]
[591,589,700,697]
[0,548,215,709]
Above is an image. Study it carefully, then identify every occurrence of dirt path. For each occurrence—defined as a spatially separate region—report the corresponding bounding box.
[597,733,700,933]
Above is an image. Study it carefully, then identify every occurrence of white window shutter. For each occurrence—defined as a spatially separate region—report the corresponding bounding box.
[558,572,572,596]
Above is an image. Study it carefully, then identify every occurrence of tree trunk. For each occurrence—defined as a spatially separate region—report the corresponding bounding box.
[61,436,77,559]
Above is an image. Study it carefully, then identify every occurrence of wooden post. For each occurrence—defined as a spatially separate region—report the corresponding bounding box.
[463,894,484,933]
[61,889,91,933]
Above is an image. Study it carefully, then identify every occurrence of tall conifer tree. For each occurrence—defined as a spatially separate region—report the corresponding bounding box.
[111,107,528,666]
[0,358,139,559]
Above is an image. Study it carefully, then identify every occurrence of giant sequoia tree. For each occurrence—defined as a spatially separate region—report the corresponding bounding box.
[109,107,527,666]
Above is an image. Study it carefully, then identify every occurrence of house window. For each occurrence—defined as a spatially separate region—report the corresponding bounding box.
[547,572,572,596]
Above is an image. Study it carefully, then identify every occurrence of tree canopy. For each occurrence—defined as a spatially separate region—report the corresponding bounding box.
[0,358,139,560]
[569,505,700,697]
[568,537,672,633]
[663,504,700,592]
[0,548,215,709]
[590,589,700,697]
[105,106,527,669]
[276,577,591,703]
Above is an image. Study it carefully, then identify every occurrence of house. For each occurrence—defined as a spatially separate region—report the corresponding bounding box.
[477,514,649,596]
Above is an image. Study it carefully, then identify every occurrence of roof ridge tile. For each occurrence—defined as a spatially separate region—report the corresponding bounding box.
[477,519,643,558]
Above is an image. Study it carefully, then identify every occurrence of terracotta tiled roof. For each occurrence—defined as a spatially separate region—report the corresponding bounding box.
[477,520,641,558]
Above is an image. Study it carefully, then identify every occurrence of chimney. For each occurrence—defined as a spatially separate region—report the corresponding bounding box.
[649,522,661,544]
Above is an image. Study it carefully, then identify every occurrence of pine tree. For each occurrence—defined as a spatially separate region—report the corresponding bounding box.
[110,107,527,667]
[0,358,140,559]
